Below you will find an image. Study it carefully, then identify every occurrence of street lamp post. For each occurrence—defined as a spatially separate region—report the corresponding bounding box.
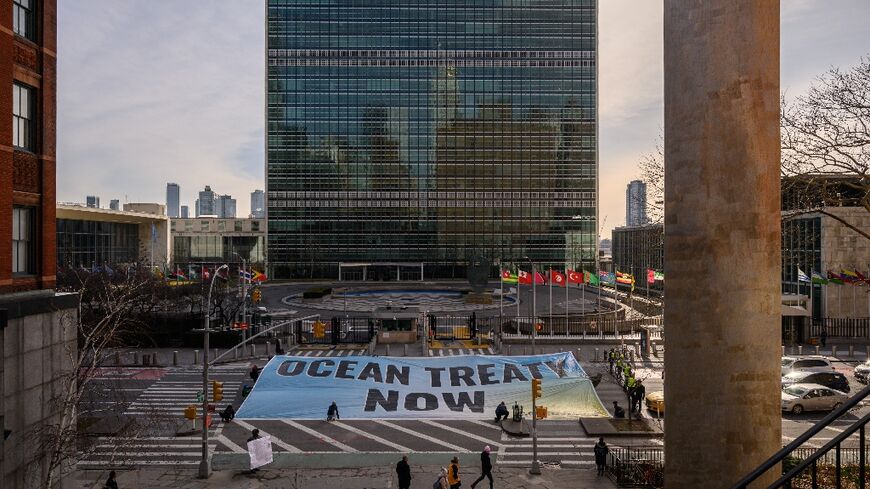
[232,252,249,342]
[523,256,541,476]
[199,263,228,479]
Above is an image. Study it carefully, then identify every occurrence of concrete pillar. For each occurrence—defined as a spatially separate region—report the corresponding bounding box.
[663,3,781,487]
[831,345,837,358]
[815,345,820,356]
[403,344,408,356]
[173,351,179,366]
[385,344,391,356]
[849,345,854,358]
[193,350,199,365]
[798,345,803,356]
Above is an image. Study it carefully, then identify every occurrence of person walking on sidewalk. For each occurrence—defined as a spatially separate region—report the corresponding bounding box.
[470,445,493,489]
[820,328,828,348]
[608,349,615,374]
[103,470,118,489]
[447,456,462,489]
[436,467,450,489]
[396,455,412,489]
[593,438,609,476]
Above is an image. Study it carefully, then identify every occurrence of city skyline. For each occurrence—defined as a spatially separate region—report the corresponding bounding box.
[55,1,870,233]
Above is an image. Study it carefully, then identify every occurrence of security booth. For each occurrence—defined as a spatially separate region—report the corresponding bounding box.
[373,306,419,344]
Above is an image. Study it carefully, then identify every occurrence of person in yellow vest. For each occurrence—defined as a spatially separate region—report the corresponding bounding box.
[447,456,461,489]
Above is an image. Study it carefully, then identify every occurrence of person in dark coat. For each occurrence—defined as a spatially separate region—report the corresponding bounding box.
[247,429,262,473]
[632,381,646,414]
[220,404,235,423]
[470,445,494,489]
[820,328,828,348]
[396,455,412,489]
[593,438,609,476]
[250,364,261,381]
[613,401,625,419]
[104,470,118,489]
[494,401,509,423]
[327,401,340,421]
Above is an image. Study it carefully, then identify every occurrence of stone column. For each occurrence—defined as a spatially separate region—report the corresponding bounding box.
[664,2,781,488]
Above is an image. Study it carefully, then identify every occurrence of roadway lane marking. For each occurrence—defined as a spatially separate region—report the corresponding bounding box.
[467,420,503,432]
[500,451,592,456]
[77,460,199,466]
[233,419,302,453]
[419,420,502,449]
[332,421,412,452]
[216,434,246,453]
[373,420,470,452]
[282,420,358,452]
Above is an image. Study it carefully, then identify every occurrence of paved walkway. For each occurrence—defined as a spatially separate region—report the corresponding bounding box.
[76,466,618,489]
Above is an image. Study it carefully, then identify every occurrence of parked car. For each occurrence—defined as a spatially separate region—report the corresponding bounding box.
[855,360,870,384]
[781,371,850,393]
[781,356,835,376]
[781,384,849,415]
[645,391,665,415]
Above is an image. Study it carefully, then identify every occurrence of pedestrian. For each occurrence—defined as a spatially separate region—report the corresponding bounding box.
[247,429,262,473]
[220,404,235,423]
[632,381,646,414]
[820,328,827,348]
[593,438,609,476]
[396,455,412,489]
[447,456,461,489]
[470,446,493,489]
[612,401,625,419]
[436,467,450,489]
[608,349,615,374]
[327,401,340,421]
[103,470,118,489]
[250,364,261,381]
[494,401,509,423]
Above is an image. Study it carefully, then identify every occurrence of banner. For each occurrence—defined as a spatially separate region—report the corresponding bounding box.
[248,436,273,469]
[236,353,608,420]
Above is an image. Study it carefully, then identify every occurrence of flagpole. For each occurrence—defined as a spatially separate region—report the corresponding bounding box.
[549,267,553,336]
[565,273,569,336]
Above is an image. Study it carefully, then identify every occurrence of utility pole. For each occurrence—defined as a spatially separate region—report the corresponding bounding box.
[530,378,542,475]
[198,263,228,479]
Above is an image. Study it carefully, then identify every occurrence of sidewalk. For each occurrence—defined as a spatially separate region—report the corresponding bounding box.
[76,466,618,489]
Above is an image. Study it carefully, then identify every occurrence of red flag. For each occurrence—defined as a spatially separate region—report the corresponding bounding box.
[647,269,655,285]
[518,269,532,285]
[550,270,566,287]
[534,271,547,285]
[567,269,583,284]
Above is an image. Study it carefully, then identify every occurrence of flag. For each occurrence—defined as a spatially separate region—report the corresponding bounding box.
[501,269,518,284]
[647,269,656,285]
[550,270,566,287]
[599,271,616,285]
[567,269,583,284]
[855,271,870,287]
[239,269,253,281]
[152,266,164,279]
[188,265,198,280]
[585,270,600,286]
[654,270,665,281]
[174,268,187,281]
[811,271,827,285]
[252,270,268,283]
[797,268,810,283]
[216,267,229,282]
[841,269,860,284]
[202,266,211,281]
[518,269,532,285]
[534,271,547,285]
[616,271,635,291]
[827,271,844,285]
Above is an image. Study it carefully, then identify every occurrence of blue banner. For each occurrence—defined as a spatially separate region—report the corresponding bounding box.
[236,352,608,419]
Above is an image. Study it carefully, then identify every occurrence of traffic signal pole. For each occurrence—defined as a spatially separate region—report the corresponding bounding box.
[199,263,228,479]
[530,379,542,475]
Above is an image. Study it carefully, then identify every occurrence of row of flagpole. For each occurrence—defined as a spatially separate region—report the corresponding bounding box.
[796,267,870,320]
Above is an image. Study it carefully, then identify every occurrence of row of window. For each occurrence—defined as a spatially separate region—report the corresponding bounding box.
[270,59,594,68]
[13,0,35,42]
[269,49,594,59]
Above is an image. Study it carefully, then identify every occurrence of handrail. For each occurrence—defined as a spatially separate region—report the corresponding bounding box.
[770,411,869,487]
[731,383,870,488]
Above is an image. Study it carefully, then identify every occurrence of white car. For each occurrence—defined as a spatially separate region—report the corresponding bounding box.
[855,360,870,384]
[781,383,849,415]
[781,356,835,376]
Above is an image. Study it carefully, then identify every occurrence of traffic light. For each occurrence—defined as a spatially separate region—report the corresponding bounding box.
[313,321,326,338]
[184,404,197,420]
[252,288,262,304]
[531,378,542,400]
[212,381,224,402]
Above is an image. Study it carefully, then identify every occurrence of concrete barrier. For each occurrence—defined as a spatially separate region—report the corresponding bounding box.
[173,351,179,366]
[832,345,838,358]
[115,351,122,366]
[506,345,511,355]
[403,344,408,356]
[594,348,599,362]
[385,344,391,356]
[133,351,140,365]
[798,345,803,356]
[815,345,820,355]
[193,350,199,365]
[849,345,854,358]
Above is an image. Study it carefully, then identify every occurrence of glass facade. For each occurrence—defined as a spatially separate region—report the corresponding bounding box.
[56,219,139,269]
[267,0,598,279]
[172,236,265,265]
[782,216,822,320]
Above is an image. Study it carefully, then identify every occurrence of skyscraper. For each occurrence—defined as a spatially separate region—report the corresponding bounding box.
[180,205,189,218]
[166,182,180,218]
[217,195,236,218]
[197,185,216,216]
[266,1,598,278]
[109,199,120,211]
[625,180,647,226]
[86,195,100,208]
[250,189,265,218]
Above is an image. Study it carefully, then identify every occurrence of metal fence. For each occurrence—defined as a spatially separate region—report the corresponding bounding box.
[607,446,664,488]
[295,317,375,345]
[501,316,663,338]
[811,317,870,339]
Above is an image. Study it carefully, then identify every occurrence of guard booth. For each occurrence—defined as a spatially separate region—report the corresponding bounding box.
[373,306,419,344]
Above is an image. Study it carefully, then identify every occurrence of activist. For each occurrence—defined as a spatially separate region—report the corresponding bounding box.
[396,455,412,489]
[327,401,340,421]
[247,429,262,473]
[447,456,461,489]
[612,401,625,419]
[593,438,609,476]
[494,401,509,423]
[219,404,235,423]
[250,364,261,382]
[470,446,493,489]
[436,467,450,489]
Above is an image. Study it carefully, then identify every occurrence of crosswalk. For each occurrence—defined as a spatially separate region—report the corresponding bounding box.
[498,436,596,467]
[284,348,368,357]
[431,347,495,356]
[122,379,243,415]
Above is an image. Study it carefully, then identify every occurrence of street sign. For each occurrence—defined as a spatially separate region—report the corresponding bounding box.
[196,391,204,403]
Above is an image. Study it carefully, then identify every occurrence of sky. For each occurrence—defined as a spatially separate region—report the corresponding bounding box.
[58,2,870,230]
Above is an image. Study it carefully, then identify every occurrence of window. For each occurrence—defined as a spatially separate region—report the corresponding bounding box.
[13,83,34,151]
[13,0,34,41]
[201,221,210,232]
[12,206,35,274]
[234,221,243,232]
[251,221,260,232]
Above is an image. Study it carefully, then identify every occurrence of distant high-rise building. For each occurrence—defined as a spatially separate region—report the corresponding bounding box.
[217,195,237,218]
[266,1,598,278]
[109,199,120,211]
[180,205,189,218]
[250,190,265,218]
[166,183,180,218]
[197,186,216,216]
[626,180,648,226]
[86,195,100,208]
